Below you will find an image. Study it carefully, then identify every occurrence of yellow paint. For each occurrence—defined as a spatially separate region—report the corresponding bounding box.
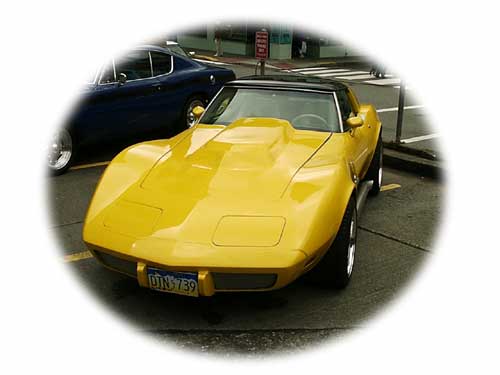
[63,251,93,263]
[136,262,149,287]
[198,271,215,296]
[381,183,401,192]
[83,96,382,296]
[70,161,110,170]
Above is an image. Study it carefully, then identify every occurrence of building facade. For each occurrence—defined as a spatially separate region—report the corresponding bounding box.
[175,22,360,60]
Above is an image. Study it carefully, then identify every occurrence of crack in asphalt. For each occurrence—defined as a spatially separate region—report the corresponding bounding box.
[359,225,431,252]
[50,220,83,229]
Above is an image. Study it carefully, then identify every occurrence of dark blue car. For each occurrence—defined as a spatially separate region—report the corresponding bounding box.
[48,45,235,174]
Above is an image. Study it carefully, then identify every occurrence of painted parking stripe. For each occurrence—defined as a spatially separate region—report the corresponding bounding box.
[377,105,424,113]
[291,66,332,72]
[193,58,230,66]
[70,161,110,170]
[317,70,368,77]
[393,85,412,90]
[338,74,375,80]
[63,251,93,263]
[380,183,401,192]
[363,78,401,85]
[300,68,349,75]
[400,134,439,144]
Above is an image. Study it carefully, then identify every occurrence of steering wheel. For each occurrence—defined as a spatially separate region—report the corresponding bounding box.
[291,114,329,130]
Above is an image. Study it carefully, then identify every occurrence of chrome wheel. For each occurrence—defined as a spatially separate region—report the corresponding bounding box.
[346,211,357,276]
[48,129,72,171]
[186,99,204,128]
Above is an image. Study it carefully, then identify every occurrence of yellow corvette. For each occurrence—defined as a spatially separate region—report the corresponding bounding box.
[83,75,382,297]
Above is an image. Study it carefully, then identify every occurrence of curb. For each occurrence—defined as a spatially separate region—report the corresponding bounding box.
[194,53,369,72]
[383,148,443,180]
[384,141,438,161]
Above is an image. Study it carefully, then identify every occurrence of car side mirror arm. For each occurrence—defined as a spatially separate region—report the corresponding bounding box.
[118,73,127,86]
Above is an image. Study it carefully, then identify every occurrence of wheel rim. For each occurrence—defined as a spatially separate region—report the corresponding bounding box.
[186,99,204,128]
[48,129,72,171]
[346,212,357,276]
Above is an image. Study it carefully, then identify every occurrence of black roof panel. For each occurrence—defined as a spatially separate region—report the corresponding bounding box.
[226,74,348,92]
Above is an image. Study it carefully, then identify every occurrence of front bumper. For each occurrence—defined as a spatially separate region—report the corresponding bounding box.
[89,245,308,296]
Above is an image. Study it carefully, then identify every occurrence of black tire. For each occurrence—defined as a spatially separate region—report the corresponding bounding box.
[365,135,383,196]
[47,129,77,176]
[308,196,357,289]
[182,95,205,130]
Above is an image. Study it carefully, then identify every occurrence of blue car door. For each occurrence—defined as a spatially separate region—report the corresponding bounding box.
[112,49,161,137]
[76,50,163,144]
[146,51,178,133]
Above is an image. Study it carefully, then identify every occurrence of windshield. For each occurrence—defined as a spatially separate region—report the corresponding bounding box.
[200,87,340,132]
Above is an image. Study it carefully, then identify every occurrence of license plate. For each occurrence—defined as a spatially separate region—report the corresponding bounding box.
[147,267,198,297]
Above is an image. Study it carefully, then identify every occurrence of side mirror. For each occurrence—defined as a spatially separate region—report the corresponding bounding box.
[345,116,363,129]
[192,106,205,122]
[118,73,127,86]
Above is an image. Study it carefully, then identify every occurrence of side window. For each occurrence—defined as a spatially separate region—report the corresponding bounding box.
[336,89,354,127]
[99,61,115,84]
[150,52,173,76]
[115,50,152,81]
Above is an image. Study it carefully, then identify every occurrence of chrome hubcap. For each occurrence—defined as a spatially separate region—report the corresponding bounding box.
[347,212,357,276]
[48,129,72,170]
[187,99,204,127]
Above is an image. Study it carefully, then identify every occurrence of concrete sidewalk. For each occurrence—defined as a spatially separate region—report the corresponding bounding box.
[192,49,370,71]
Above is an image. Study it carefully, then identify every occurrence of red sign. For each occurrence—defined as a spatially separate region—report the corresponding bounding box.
[255,31,269,60]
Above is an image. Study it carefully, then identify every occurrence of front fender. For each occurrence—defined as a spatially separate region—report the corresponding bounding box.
[83,131,192,239]
[282,157,356,257]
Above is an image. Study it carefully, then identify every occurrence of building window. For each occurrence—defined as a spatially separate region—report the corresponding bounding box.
[184,26,207,38]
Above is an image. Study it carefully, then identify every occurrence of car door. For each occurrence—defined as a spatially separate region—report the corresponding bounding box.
[112,49,161,138]
[75,51,161,144]
[146,50,178,133]
[336,89,370,180]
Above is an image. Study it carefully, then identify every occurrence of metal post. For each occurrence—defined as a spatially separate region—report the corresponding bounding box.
[395,81,405,143]
[260,59,266,76]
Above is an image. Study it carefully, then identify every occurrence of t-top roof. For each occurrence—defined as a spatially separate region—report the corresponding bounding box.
[225,74,349,92]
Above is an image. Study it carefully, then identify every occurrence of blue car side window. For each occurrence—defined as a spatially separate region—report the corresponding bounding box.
[151,52,173,76]
[115,50,152,81]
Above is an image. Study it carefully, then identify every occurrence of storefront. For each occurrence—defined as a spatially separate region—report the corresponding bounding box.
[176,23,359,60]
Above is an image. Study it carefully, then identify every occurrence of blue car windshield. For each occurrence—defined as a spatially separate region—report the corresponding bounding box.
[200,87,341,132]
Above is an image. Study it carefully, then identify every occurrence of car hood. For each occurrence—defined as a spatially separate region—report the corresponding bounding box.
[140,118,330,201]
[86,118,334,250]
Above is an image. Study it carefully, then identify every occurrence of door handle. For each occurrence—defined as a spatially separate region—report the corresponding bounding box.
[151,83,162,91]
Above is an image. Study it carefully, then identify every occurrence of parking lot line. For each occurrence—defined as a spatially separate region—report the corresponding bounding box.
[63,251,93,263]
[70,161,110,170]
[380,183,401,192]
[377,105,424,113]
[400,134,439,144]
